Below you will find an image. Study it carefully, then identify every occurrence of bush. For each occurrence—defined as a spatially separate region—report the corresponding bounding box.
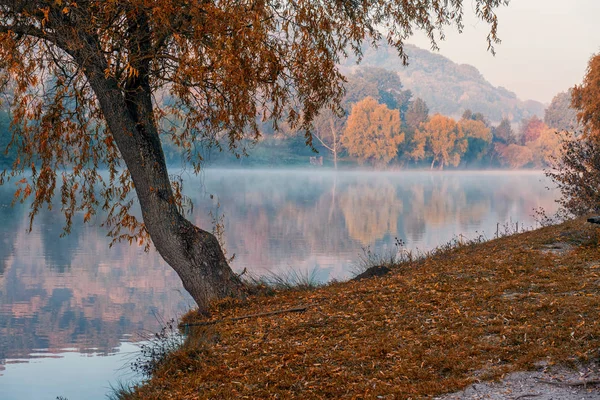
[546,132,600,216]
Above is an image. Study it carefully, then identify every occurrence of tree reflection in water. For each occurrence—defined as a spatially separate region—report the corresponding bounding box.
[0,170,558,371]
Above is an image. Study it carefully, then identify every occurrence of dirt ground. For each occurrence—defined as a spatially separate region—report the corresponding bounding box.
[436,360,600,400]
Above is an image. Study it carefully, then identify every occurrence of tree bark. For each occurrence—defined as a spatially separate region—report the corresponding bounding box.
[78,44,242,311]
[330,118,338,170]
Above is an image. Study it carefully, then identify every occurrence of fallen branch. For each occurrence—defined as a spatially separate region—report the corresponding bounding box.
[184,306,308,327]
[513,394,542,399]
[536,378,600,387]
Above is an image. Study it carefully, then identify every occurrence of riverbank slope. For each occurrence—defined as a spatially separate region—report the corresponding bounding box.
[128,217,600,399]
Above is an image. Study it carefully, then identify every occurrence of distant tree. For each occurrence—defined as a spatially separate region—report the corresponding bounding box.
[526,128,567,168]
[354,67,412,115]
[405,98,430,130]
[462,109,488,125]
[413,114,467,169]
[492,118,517,145]
[459,118,492,164]
[520,116,546,144]
[342,75,380,110]
[496,144,533,169]
[342,97,404,166]
[312,109,344,169]
[544,90,579,131]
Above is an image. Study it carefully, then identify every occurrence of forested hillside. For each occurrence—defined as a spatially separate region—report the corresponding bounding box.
[343,43,545,122]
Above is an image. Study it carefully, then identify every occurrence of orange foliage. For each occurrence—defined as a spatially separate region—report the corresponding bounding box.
[496,144,533,169]
[459,119,492,142]
[0,0,508,244]
[526,128,567,168]
[414,114,467,169]
[520,116,547,144]
[342,97,404,166]
[135,218,600,399]
[572,53,600,136]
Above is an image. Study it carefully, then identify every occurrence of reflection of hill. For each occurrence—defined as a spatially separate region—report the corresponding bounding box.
[39,210,84,272]
[0,209,191,364]
[0,200,23,275]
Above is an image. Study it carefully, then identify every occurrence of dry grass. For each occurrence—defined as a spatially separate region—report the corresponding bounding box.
[129,217,600,399]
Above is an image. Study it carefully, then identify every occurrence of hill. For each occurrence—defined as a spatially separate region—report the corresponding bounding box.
[343,43,545,122]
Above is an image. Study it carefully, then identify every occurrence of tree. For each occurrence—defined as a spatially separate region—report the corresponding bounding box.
[545,90,579,131]
[312,109,343,169]
[405,97,430,130]
[0,0,507,309]
[493,118,516,145]
[461,109,488,125]
[547,133,600,215]
[354,67,412,115]
[572,54,600,137]
[496,144,533,169]
[526,127,566,168]
[459,118,492,164]
[520,116,546,144]
[342,97,404,166]
[413,114,467,169]
[547,53,600,215]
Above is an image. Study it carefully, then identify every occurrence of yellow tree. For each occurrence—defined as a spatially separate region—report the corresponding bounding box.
[342,97,404,166]
[0,0,508,309]
[414,114,467,169]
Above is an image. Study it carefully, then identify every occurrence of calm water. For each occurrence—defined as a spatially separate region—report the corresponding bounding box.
[0,169,559,399]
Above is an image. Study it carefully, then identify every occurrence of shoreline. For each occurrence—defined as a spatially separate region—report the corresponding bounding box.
[123,217,600,399]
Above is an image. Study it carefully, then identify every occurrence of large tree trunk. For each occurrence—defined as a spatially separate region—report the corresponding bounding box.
[82,55,242,311]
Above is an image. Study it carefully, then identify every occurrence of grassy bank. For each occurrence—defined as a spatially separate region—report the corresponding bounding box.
[125,217,600,399]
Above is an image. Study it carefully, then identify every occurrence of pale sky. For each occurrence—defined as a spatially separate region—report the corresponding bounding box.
[408,0,600,104]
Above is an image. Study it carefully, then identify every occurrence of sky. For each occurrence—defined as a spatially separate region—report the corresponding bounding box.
[408,0,600,104]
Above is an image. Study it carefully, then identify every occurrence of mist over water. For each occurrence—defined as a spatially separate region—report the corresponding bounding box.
[0,169,559,399]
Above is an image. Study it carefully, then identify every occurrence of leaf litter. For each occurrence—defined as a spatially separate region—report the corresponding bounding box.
[128,217,600,399]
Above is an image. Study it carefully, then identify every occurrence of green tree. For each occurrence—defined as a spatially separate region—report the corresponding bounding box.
[0,0,507,309]
[459,118,492,165]
[461,109,488,125]
[493,118,516,145]
[354,67,412,115]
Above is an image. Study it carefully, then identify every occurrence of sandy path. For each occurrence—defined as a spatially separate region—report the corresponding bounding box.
[436,361,600,400]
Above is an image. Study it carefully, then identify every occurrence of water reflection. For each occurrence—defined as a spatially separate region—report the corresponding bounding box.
[0,169,559,399]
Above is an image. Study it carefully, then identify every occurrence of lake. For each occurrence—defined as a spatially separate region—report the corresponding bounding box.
[0,169,560,399]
